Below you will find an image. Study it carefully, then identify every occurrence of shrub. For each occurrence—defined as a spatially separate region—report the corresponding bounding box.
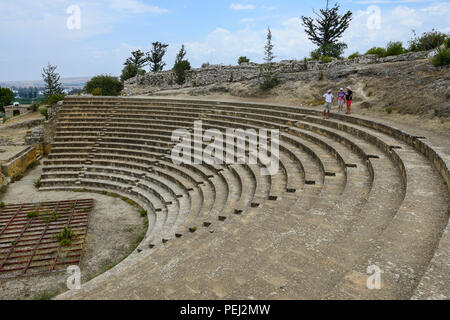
[409,30,449,52]
[92,88,103,96]
[365,47,387,58]
[47,93,65,106]
[27,211,39,218]
[34,178,41,189]
[40,108,48,120]
[386,41,405,56]
[0,202,5,208]
[173,60,191,85]
[238,56,250,65]
[432,47,450,67]
[56,227,76,246]
[312,43,348,58]
[385,107,393,114]
[348,52,360,59]
[85,75,123,96]
[320,56,332,63]
[140,210,148,217]
[260,77,279,90]
[30,103,38,112]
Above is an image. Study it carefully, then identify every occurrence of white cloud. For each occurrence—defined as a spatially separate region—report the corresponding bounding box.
[109,0,167,14]
[230,3,256,10]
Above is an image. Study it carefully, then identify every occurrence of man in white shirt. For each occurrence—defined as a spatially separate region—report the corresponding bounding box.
[323,89,334,119]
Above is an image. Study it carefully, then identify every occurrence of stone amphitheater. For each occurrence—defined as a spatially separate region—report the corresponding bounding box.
[35,96,449,300]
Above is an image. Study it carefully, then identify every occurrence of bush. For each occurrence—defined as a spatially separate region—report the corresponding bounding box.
[445,37,450,48]
[0,202,5,208]
[47,93,65,106]
[409,30,449,52]
[30,103,38,112]
[365,47,387,58]
[56,227,76,246]
[260,77,279,90]
[348,52,360,59]
[320,56,332,63]
[173,60,191,85]
[385,107,393,114]
[386,41,405,56]
[85,75,123,96]
[40,108,48,120]
[432,47,450,67]
[92,88,103,96]
[238,56,250,65]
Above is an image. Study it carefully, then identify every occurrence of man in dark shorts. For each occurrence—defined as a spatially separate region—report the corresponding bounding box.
[345,87,353,114]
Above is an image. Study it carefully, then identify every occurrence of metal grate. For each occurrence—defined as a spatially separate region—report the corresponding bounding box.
[0,199,94,278]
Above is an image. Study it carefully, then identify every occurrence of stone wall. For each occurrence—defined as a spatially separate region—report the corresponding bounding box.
[1,146,37,180]
[124,51,430,95]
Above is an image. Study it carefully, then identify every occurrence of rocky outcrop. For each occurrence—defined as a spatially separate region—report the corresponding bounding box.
[124,50,430,95]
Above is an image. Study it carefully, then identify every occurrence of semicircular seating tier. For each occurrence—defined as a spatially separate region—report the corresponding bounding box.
[41,96,450,300]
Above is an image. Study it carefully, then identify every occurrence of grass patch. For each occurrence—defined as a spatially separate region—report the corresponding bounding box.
[34,178,41,189]
[140,210,148,217]
[27,211,39,218]
[32,290,58,300]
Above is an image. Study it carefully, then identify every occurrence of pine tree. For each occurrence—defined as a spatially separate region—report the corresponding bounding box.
[41,63,63,99]
[259,27,279,90]
[301,1,352,57]
[147,42,169,72]
[173,45,191,85]
[125,50,148,69]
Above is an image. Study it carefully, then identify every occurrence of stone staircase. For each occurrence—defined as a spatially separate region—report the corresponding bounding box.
[39,96,449,300]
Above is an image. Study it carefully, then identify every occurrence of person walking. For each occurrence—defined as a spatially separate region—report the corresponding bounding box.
[345,87,353,114]
[323,89,334,119]
[338,88,345,113]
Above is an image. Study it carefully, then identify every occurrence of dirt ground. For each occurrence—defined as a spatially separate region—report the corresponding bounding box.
[0,163,147,300]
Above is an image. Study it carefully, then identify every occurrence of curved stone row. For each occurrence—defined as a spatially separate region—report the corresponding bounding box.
[42,96,449,300]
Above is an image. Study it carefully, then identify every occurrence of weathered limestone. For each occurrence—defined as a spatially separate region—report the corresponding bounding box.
[124,51,430,95]
[38,96,449,300]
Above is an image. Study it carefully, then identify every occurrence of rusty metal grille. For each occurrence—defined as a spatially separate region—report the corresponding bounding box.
[0,199,94,278]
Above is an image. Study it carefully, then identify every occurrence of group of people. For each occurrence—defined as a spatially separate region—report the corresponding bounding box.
[322,87,353,119]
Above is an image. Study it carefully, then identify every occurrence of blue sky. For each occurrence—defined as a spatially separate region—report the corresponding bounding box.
[0,0,449,81]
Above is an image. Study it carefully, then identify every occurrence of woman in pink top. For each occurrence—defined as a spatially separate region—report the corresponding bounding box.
[337,88,345,113]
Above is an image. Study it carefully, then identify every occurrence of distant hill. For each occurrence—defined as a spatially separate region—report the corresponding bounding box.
[0,77,91,89]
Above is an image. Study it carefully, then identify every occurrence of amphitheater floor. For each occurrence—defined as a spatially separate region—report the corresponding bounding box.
[0,162,147,300]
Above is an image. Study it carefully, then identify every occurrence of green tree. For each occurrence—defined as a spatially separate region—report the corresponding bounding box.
[409,29,449,52]
[85,75,123,96]
[0,87,14,112]
[120,63,145,82]
[125,50,148,69]
[41,63,63,100]
[238,56,250,65]
[301,1,352,57]
[365,47,387,57]
[386,41,404,56]
[259,27,279,90]
[147,42,169,72]
[173,45,191,85]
